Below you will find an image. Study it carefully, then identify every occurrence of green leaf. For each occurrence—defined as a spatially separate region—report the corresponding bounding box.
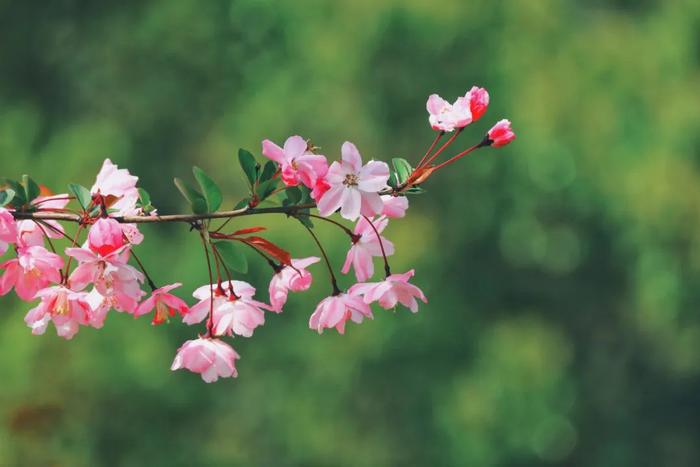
[387,171,399,189]
[392,158,413,185]
[234,197,250,210]
[173,178,208,214]
[138,188,151,207]
[259,160,277,183]
[68,183,92,210]
[298,185,312,204]
[22,174,40,203]
[238,149,259,186]
[296,209,314,229]
[285,186,302,205]
[0,188,15,207]
[404,186,426,195]
[214,241,248,273]
[192,166,223,212]
[255,178,279,201]
[0,179,25,207]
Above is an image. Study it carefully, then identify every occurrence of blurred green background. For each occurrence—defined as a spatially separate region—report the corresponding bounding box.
[1,0,700,465]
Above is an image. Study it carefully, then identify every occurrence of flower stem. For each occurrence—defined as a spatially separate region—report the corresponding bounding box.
[418,128,463,169]
[129,248,158,292]
[300,221,341,295]
[362,215,391,278]
[416,131,444,168]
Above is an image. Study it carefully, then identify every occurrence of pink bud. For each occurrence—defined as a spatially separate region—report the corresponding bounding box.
[487,119,516,148]
[88,218,126,256]
[466,86,489,122]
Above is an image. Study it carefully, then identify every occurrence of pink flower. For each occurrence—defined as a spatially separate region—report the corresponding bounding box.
[84,288,112,328]
[171,337,240,383]
[0,207,17,255]
[381,195,408,218]
[268,256,320,312]
[317,142,390,221]
[342,216,394,282]
[88,218,126,256]
[134,282,189,325]
[185,281,270,337]
[465,86,489,122]
[308,291,373,334]
[487,119,516,147]
[310,177,331,202]
[426,94,472,132]
[15,194,70,247]
[350,270,427,313]
[261,135,329,188]
[24,285,92,339]
[0,246,63,300]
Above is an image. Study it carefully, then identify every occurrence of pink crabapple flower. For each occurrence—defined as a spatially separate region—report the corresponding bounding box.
[308,290,373,335]
[380,195,409,218]
[465,86,489,122]
[0,246,64,300]
[426,93,472,132]
[24,285,92,339]
[171,337,240,383]
[185,280,271,337]
[350,269,427,313]
[15,194,70,248]
[342,215,394,282]
[261,135,329,188]
[487,119,516,147]
[134,282,189,325]
[84,288,112,329]
[0,207,18,255]
[317,142,390,221]
[88,218,126,256]
[268,256,320,312]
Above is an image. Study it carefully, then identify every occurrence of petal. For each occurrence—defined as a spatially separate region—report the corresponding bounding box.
[317,185,345,217]
[261,139,288,164]
[283,135,308,159]
[358,161,390,192]
[340,188,362,221]
[341,141,362,172]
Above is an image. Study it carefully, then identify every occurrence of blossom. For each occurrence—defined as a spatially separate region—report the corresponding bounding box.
[268,256,320,312]
[24,285,92,339]
[308,290,373,334]
[171,337,240,383]
[15,195,71,248]
[261,135,329,188]
[84,288,111,329]
[0,246,63,300]
[465,86,489,122]
[88,218,126,256]
[381,195,408,218]
[350,269,427,313]
[0,207,17,255]
[134,282,189,325]
[426,94,472,132]
[317,142,390,221]
[185,281,270,337]
[487,119,516,147]
[342,216,394,282]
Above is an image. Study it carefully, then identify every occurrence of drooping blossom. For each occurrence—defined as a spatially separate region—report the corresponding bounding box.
[15,195,70,248]
[88,218,126,256]
[24,285,92,339]
[381,195,408,218]
[84,288,111,329]
[317,142,390,221]
[0,207,17,255]
[171,337,240,383]
[134,282,189,325]
[426,94,472,132]
[308,290,373,334]
[487,119,516,147]
[185,281,270,337]
[268,256,320,312]
[261,135,328,188]
[350,269,427,313]
[465,86,489,122]
[342,216,394,282]
[0,246,64,300]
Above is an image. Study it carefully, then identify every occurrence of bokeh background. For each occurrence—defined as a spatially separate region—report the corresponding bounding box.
[1,0,700,465]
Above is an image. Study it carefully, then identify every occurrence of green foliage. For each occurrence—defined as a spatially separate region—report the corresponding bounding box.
[68,183,92,210]
[238,148,259,187]
[192,166,223,212]
[173,177,207,214]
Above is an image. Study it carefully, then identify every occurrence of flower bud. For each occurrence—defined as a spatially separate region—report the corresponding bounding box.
[88,218,126,256]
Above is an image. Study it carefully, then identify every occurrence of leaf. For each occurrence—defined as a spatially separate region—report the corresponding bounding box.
[192,166,223,212]
[296,210,314,229]
[137,188,155,213]
[173,178,208,215]
[285,186,302,205]
[1,179,26,207]
[214,241,248,273]
[255,178,279,201]
[387,171,398,189]
[392,158,413,185]
[241,236,291,265]
[259,160,277,183]
[68,183,92,210]
[238,149,259,186]
[0,189,15,207]
[404,186,426,195]
[234,197,250,210]
[298,185,312,204]
[232,226,266,235]
[22,175,40,203]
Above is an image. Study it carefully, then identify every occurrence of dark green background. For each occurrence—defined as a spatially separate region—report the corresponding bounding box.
[1,0,699,465]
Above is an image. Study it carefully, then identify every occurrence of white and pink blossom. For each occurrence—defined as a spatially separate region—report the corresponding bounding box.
[426,94,472,132]
[308,290,373,334]
[261,135,328,188]
[24,285,92,339]
[171,337,240,383]
[351,269,427,313]
[342,216,394,282]
[268,256,320,312]
[0,246,64,300]
[134,282,189,325]
[487,119,516,147]
[0,207,17,255]
[465,86,489,122]
[381,195,408,218]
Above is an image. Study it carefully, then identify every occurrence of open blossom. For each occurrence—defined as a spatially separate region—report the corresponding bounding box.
[426,94,472,132]
[381,195,408,218]
[342,216,394,282]
[0,246,63,300]
[15,195,70,248]
[351,269,427,313]
[84,288,112,329]
[88,218,126,256]
[185,281,270,337]
[487,119,516,147]
[262,135,328,188]
[134,283,189,325]
[317,142,390,221]
[466,86,489,122]
[171,337,240,383]
[309,290,373,334]
[268,256,320,312]
[0,207,17,255]
[24,285,92,339]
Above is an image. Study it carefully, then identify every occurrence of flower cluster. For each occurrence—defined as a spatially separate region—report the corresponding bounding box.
[0,85,514,382]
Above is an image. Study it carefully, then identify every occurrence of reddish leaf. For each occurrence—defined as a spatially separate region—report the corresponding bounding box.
[232,226,267,236]
[240,236,291,265]
[38,184,54,197]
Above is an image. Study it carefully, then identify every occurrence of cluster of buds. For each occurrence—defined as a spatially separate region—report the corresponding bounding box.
[0,86,514,382]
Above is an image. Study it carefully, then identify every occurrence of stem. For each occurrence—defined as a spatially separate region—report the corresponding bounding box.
[416,131,444,168]
[62,224,85,281]
[129,249,158,292]
[211,244,235,283]
[199,230,216,337]
[431,142,484,171]
[300,222,341,295]
[295,212,356,238]
[362,215,391,278]
[419,128,463,169]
